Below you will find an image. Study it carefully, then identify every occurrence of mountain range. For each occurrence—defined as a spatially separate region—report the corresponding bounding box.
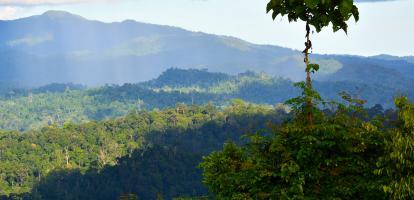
[0,10,412,87]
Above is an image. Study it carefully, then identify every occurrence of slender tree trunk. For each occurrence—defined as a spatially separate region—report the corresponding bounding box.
[64,147,70,168]
[304,22,313,126]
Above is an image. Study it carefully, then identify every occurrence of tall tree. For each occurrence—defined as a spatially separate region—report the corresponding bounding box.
[266,0,359,125]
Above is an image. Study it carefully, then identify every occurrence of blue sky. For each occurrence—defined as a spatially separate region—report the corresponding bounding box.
[0,0,412,56]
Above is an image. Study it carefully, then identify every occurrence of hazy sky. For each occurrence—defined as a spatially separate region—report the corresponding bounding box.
[0,0,412,56]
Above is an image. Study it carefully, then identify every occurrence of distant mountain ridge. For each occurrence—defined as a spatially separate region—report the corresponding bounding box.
[0,10,413,87]
[370,54,414,64]
[142,68,231,88]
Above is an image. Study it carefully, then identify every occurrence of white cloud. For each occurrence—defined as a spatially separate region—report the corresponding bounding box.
[0,6,18,19]
[0,0,118,6]
[8,33,53,46]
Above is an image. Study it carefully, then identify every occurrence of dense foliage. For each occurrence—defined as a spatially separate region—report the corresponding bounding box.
[376,97,414,199]
[0,77,413,199]
[200,92,386,199]
[0,101,287,199]
[0,2,412,199]
[266,0,359,33]
[200,85,414,199]
[199,2,414,199]
[0,68,409,131]
[142,68,230,88]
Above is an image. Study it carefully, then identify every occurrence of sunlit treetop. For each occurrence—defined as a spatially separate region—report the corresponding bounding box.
[266,0,359,33]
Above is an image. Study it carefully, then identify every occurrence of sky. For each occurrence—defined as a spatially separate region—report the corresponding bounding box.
[0,0,412,57]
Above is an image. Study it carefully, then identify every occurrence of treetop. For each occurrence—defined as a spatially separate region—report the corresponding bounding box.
[266,0,359,33]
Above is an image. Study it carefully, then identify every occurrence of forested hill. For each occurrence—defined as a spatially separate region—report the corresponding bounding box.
[1,1,413,199]
[0,102,289,199]
[142,68,231,88]
[1,10,413,86]
[0,68,412,131]
[0,98,397,199]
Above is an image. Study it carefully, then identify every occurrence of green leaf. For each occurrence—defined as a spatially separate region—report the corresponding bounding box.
[308,63,320,73]
[305,0,320,9]
[339,0,353,18]
[272,11,278,20]
[267,0,359,33]
[352,5,360,22]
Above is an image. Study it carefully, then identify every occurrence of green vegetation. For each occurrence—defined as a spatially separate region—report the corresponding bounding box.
[1,81,411,199]
[267,0,359,127]
[0,2,413,199]
[0,101,288,199]
[0,90,135,131]
[376,97,414,199]
[200,88,414,200]
[200,88,386,199]
[199,1,414,200]
[266,0,359,33]
[0,68,409,131]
